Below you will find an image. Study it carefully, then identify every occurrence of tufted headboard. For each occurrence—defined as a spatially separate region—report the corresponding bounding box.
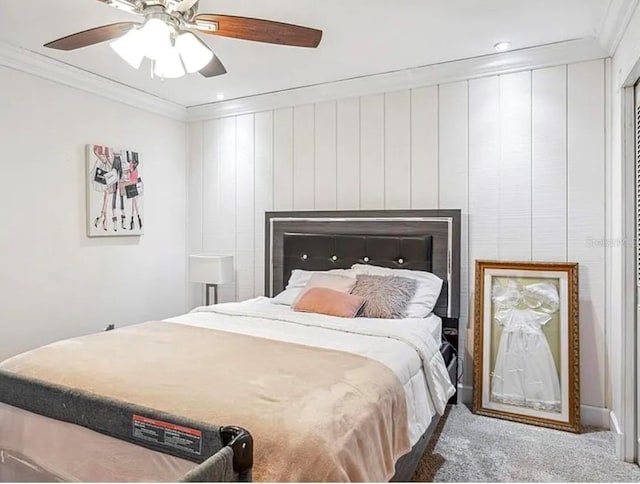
[283,233,433,276]
[265,210,461,320]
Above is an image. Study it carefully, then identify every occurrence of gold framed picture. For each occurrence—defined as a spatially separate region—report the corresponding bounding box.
[472,261,580,433]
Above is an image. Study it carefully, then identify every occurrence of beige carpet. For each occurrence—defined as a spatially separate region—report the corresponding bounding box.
[412,404,640,482]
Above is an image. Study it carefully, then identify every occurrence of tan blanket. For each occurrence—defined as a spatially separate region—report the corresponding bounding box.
[1,322,410,482]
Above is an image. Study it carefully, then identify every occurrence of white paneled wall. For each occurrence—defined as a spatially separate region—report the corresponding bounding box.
[314,101,337,210]
[411,86,439,208]
[567,61,607,411]
[188,59,607,416]
[438,81,470,367]
[532,66,568,261]
[253,111,274,296]
[274,108,293,211]
[360,94,386,209]
[385,90,412,209]
[293,105,315,210]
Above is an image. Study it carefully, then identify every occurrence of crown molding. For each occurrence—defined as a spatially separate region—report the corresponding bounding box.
[597,0,639,55]
[0,41,188,121]
[187,37,608,122]
[0,35,610,124]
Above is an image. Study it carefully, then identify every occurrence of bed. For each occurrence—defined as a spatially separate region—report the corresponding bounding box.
[0,209,461,482]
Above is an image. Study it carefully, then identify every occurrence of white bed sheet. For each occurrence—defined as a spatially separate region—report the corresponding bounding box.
[166,297,451,445]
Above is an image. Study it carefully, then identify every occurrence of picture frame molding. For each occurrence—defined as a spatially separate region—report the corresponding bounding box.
[472,260,581,433]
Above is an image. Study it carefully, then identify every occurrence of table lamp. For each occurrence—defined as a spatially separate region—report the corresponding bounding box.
[189,254,234,305]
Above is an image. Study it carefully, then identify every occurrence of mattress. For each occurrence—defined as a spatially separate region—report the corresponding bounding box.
[0,298,452,482]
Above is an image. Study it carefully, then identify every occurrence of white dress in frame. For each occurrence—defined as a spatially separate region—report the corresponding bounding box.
[490,280,562,412]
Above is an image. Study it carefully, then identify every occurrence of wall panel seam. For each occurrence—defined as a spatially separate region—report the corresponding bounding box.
[530,69,534,261]
[498,75,503,261]
[252,114,257,297]
[564,65,570,261]
[437,85,441,209]
[234,116,239,300]
[335,100,339,209]
[466,80,471,331]
[601,58,608,401]
[359,96,362,209]
[201,122,205,261]
[271,111,275,212]
[409,89,414,207]
[313,104,317,208]
[383,94,387,208]
[436,85,440,209]
[291,109,295,208]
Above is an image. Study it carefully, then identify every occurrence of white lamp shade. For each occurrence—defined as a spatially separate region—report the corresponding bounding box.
[176,32,214,73]
[189,255,234,284]
[110,28,145,69]
[154,46,185,79]
[140,18,173,61]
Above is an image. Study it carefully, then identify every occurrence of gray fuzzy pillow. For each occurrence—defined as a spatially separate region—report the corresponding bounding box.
[351,275,417,319]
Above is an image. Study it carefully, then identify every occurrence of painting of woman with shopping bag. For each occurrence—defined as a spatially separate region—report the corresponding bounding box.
[87,144,144,237]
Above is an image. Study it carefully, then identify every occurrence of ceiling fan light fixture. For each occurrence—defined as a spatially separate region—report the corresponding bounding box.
[176,32,214,73]
[110,28,145,69]
[154,46,186,79]
[140,18,174,61]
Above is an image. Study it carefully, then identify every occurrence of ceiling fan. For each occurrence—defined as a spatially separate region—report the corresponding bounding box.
[43,0,323,79]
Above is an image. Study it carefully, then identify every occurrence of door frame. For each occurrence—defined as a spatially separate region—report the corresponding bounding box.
[622,82,638,463]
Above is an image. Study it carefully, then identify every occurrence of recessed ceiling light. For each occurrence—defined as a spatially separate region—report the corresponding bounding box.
[216,93,225,100]
[494,41,511,52]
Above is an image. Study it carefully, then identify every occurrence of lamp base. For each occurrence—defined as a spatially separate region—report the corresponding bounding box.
[205,284,218,306]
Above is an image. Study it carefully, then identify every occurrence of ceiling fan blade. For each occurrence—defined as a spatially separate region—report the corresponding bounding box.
[194,14,322,48]
[199,54,227,78]
[44,22,138,51]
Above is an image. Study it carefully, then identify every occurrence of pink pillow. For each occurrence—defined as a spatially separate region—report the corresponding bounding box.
[293,287,366,318]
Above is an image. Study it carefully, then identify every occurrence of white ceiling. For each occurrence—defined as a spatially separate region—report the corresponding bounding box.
[0,0,623,107]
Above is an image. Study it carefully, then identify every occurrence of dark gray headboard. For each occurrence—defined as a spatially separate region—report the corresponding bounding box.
[265,210,461,319]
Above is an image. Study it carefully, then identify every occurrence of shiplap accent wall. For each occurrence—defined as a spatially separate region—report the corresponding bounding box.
[188,59,606,418]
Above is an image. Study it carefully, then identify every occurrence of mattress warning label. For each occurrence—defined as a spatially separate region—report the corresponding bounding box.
[132,415,202,456]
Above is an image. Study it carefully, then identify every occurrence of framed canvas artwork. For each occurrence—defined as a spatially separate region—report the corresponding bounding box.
[86,144,144,237]
[472,261,580,432]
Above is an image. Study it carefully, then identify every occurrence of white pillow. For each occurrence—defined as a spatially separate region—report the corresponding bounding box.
[350,264,443,318]
[272,269,355,306]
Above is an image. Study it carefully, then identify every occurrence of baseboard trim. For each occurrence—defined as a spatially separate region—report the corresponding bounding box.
[458,384,473,405]
[455,386,610,430]
[610,410,622,434]
[581,405,611,429]
[610,411,624,458]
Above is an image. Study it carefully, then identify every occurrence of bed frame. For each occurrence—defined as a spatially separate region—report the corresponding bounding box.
[265,209,461,482]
